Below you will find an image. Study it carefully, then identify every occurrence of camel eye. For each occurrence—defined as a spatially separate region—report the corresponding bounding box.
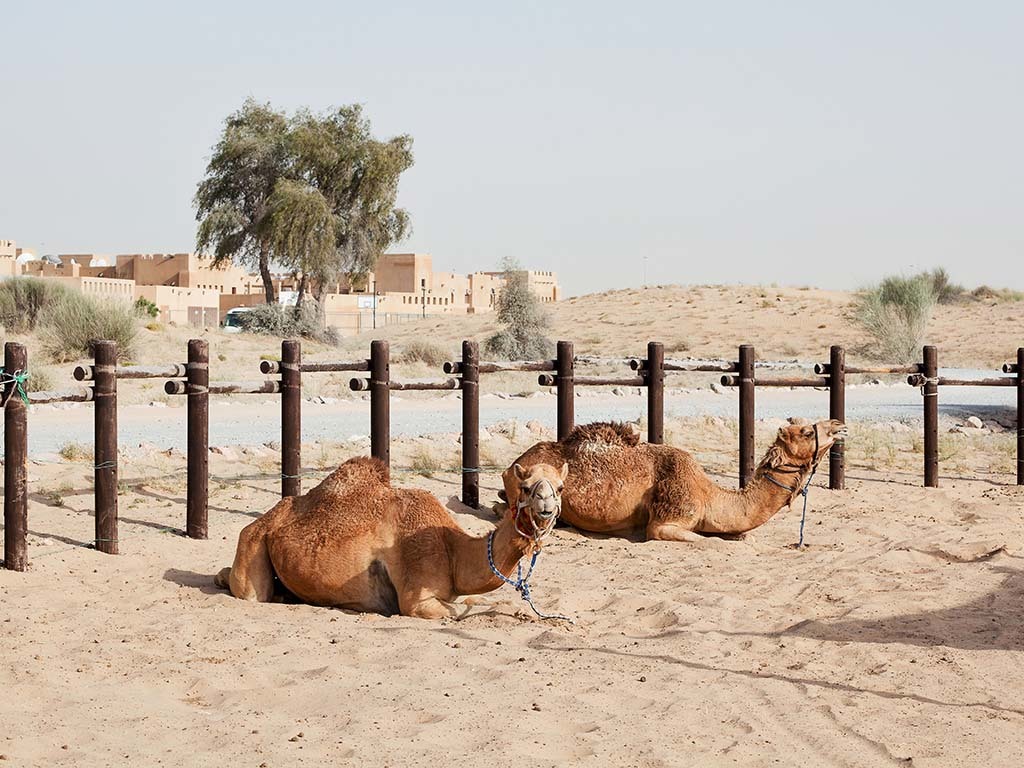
[802,427,814,436]
[520,484,530,492]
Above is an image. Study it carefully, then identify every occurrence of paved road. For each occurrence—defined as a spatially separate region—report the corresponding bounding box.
[16,374,1017,456]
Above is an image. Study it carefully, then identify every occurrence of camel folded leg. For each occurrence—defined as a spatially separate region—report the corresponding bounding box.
[646,522,704,543]
[403,594,496,620]
[222,522,276,602]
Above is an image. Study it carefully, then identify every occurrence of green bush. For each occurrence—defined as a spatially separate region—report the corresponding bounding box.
[923,268,964,305]
[396,340,449,367]
[0,277,72,333]
[133,296,160,318]
[236,300,339,344]
[38,293,139,362]
[853,274,936,362]
[484,258,553,360]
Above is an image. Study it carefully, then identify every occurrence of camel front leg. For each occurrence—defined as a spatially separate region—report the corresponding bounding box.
[647,521,705,543]
[403,595,496,620]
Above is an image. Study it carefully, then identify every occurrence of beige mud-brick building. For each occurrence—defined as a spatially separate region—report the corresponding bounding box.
[0,240,19,278]
[135,285,221,327]
[114,253,259,294]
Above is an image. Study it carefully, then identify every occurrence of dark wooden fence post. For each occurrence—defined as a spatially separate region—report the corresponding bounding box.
[93,340,118,554]
[829,345,846,490]
[281,339,302,498]
[923,345,939,487]
[738,344,755,488]
[3,342,28,571]
[186,339,209,539]
[556,341,574,441]
[370,340,390,467]
[461,340,480,508]
[1017,347,1023,486]
[646,341,664,444]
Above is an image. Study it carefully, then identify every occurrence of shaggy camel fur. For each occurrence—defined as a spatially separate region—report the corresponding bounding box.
[502,419,846,542]
[215,456,568,619]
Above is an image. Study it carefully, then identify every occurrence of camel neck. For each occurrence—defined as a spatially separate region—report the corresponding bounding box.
[449,513,534,596]
[702,468,806,534]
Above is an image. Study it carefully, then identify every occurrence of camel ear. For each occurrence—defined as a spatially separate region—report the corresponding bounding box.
[513,463,529,482]
[558,462,569,483]
[787,417,810,426]
[765,445,784,469]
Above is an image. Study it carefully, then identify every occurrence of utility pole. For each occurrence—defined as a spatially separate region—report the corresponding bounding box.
[372,279,378,330]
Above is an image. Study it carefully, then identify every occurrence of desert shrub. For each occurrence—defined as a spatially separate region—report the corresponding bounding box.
[922,268,964,305]
[38,293,139,362]
[853,274,936,363]
[24,367,54,393]
[396,340,448,367]
[484,258,553,360]
[236,300,338,343]
[58,441,93,462]
[0,277,72,332]
[972,285,1024,302]
[133,296,159,318]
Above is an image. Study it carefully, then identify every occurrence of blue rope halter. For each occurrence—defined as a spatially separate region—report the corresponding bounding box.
[761,426,820,548]
[486,483,574,623]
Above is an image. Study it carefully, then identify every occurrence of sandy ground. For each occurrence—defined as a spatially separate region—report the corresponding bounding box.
[2,413,1023,767]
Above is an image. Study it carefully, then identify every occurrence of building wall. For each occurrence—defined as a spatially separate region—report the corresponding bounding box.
[373,253,433,294]
[0,240,20,278]
[117,253,256,294]
[135,285,221,327]
[44,277,136,302]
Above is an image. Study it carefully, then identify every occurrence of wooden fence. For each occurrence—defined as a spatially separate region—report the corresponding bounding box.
[3,339,1021,571]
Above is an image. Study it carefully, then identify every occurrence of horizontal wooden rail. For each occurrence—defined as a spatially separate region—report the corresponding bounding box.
[631,359,738,373]
[444,360,556,375]
[261,359,370,374]
[349,377,461,392]
[74,363,187,381]
[907,374,1015,388]
[538,374,645,387]
[815,363,922,375]
[720,375,829,388]
[27,387,95,404]
[165,380,281,395]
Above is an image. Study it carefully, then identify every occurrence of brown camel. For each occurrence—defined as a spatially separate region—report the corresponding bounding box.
[214,456,569,619]
[501,418,846,542]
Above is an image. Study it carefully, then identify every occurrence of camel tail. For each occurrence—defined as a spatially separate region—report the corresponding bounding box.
[214,567,231,589]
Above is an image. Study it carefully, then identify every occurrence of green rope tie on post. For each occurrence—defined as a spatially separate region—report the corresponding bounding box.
[0,367,30,406]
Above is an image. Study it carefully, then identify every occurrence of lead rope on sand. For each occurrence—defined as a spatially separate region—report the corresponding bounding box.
[486,530,575,623]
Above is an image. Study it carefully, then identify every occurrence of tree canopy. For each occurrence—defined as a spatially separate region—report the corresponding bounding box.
[195,100,413,317]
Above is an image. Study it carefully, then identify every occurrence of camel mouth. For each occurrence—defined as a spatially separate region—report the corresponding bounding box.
[830,424,849,443]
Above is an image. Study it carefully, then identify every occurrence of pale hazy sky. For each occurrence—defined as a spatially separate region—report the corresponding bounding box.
[2,2,1021,297]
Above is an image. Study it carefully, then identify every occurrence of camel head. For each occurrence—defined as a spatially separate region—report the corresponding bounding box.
[510,461,569,544]
[758,418,848,504]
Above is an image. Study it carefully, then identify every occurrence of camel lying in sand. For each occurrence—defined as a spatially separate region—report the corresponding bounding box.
[215,456,568,619]
[502,419,846,542]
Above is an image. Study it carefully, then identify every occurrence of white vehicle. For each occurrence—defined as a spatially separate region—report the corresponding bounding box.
[222,307,253,333]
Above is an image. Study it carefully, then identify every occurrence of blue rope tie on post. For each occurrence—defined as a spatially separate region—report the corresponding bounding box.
[486,531,574,623]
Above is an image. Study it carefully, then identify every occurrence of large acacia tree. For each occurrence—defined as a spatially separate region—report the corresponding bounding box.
[194,99,289,303]
[196,101,413,319]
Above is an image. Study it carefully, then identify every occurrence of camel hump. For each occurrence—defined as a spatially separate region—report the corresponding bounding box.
[563,421,640,450]
[314,455,391,497]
